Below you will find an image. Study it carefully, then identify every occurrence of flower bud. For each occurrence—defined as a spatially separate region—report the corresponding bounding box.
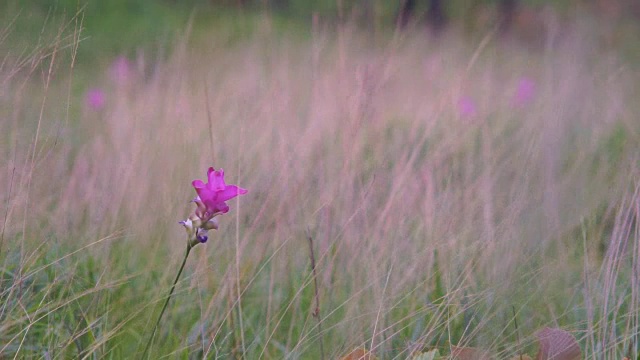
[202,217,219,230]
[188,228,209,247]
[179,218,197,244]
[188,213,203,229]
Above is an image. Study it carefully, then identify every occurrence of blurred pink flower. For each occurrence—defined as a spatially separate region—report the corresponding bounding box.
[458,96,477,118]
[192,167,248,221]
[85,88,106,110]
[513,77,536,107]
[109,55,132,85]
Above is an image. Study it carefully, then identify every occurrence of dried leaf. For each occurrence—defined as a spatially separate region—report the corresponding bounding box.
[412,349,441,360]
[535,327,581,360]
[340,348,377,360]
[451,346,493,360]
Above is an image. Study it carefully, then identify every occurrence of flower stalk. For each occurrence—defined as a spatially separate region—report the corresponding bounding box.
[140,166,247,358]
[141,243,192,359]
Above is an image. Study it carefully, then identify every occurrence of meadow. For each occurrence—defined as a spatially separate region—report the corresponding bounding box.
[1,2,640,359]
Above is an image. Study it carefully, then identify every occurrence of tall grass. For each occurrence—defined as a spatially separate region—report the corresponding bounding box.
[1,10,639,359]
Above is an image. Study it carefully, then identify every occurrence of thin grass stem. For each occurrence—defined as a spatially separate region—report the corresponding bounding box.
[306,229,325,360]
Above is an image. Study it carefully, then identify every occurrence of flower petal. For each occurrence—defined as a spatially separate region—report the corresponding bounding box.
[192,180,206,190]
[207,167,226,191]
[192,183,214,204]
[204,200,229,214]
[190,166,247,222]
[216,185,248,202]
[217,202,230,214]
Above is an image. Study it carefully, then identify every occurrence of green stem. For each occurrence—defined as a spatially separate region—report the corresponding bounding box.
[141,243,192,359]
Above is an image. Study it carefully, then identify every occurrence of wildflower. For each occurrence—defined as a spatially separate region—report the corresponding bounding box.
[85,88,106,111]
[191,167,248,222]
[458,96,477,118]
[143,166,247,358]
[513,77,536,107]
[109,55,133,85]
[179,166,247,247]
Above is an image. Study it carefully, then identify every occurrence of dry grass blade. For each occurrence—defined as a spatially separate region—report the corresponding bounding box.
[340,347,378,360]
[535,327,581,360]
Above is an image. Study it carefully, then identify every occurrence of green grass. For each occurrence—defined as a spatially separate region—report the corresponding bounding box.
[1,2,640,359]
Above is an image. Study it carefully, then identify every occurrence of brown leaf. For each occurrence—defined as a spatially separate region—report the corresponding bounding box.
[340,348,377,360]
[451,346,493,360]
[535,327,581,360]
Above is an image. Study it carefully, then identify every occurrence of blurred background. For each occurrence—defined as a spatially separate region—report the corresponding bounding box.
[2,0,640,65]
[1,0,640,358]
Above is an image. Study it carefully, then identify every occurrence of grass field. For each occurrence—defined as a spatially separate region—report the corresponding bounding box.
[1,3,640,359]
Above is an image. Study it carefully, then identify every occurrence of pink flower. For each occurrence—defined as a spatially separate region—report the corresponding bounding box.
[458,96,477,118]
[513,77,536,107]
[192,167,248,221]
[85,88,106,111]
[109,55,133,85]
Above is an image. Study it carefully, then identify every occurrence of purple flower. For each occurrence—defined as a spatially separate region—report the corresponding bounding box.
[192,167,248,221]
[181,167,247,247]
[109,55,133,85]
[513,77,536,107]
[458,96,477,118]
[85,88,106,111]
